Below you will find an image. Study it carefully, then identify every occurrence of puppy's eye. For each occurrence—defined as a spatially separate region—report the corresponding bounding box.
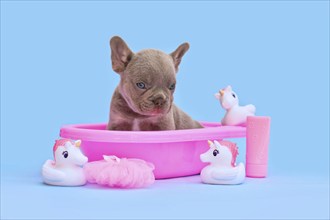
[232,93,236,98]
[169,83,176,90]
[213,149,219,156]
[62,151,68,158]
[136,82,146,89]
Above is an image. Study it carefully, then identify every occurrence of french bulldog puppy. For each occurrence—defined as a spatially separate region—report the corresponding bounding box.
[107,36,203,131]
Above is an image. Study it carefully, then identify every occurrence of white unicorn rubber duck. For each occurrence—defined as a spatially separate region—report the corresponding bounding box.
[42,139,88,186]
[215,85,256,126]
[200,140,245,185]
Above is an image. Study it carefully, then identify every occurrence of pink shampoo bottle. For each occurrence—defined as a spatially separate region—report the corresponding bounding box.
[246,116,271,178]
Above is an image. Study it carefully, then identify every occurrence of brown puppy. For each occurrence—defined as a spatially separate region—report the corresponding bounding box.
[107,36,203,131]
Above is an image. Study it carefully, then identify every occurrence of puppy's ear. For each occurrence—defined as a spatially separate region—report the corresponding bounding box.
[110,36,134,74]
[170,42,190,72]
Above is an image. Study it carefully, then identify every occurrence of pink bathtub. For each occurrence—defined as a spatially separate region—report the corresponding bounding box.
[60,122,246,179]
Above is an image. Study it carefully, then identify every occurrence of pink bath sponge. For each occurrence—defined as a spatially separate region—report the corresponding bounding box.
[84,155,155,188]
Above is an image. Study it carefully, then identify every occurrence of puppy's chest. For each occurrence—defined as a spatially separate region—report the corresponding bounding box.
[132,119,140,131]
[131,118,160,131]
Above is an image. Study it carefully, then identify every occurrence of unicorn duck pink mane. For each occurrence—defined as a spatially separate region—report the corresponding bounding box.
[200,140,245,185]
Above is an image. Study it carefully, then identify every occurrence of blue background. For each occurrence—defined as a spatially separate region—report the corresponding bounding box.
[1,1,329,219]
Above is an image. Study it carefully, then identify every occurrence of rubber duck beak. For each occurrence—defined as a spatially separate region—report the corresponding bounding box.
[75,140,81,148]
[220,90,224,96]
[208,140,213,147]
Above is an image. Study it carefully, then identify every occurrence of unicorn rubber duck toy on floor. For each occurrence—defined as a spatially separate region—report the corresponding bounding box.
[200,140,245,185]
[42,139,88,186]
[215,85,256,126]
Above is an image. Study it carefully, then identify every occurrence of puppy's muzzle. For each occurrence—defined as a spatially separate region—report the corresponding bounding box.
[152,96,166,107]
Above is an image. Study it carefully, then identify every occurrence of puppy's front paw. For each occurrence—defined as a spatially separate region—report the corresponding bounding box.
[107,122,132,131]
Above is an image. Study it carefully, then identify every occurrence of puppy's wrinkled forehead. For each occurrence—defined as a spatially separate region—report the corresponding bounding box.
[125,49,176,83]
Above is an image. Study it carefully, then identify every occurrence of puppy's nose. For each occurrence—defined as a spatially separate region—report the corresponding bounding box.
[152,97,166,107]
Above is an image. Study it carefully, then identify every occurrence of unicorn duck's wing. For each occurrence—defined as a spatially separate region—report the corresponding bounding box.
[211,168,239,180]
[42,160,65,182]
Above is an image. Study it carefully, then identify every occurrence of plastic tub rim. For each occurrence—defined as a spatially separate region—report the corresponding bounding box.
[60,121,246,143]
